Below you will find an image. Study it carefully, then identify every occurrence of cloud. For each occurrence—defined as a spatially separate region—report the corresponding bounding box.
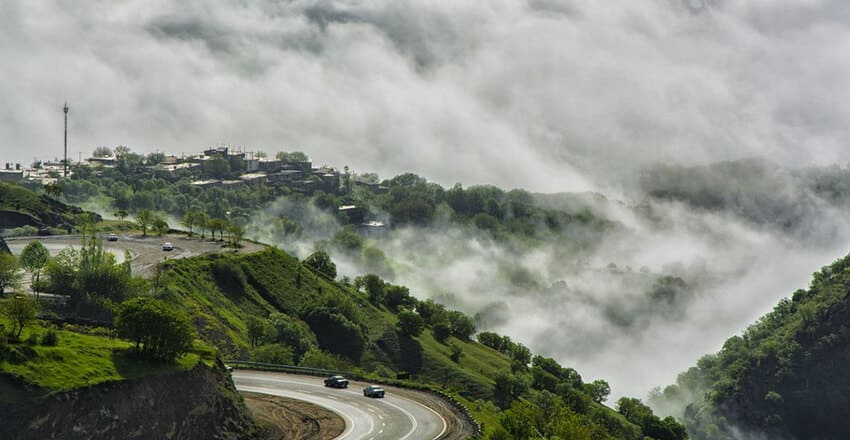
[3,0,850,191]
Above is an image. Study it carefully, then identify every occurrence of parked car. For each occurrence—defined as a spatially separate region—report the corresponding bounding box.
[363,385,385,398]
[162,242,174,251]
[324,375,349,388]
[106,233,118,242]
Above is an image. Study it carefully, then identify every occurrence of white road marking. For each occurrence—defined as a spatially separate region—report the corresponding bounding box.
[234,372,450,440]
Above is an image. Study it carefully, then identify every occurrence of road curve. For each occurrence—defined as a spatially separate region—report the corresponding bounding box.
[233,371,448,440]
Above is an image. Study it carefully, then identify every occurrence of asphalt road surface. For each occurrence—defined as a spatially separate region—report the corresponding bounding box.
[233,371,448,440]
[5,233,266,278]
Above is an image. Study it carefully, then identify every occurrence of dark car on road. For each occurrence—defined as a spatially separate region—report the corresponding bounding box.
[324,375,349,388]
[363,385,385,398]
[106,233,118,241]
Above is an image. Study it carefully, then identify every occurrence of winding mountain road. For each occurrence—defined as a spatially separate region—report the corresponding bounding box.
[233,371,450,440]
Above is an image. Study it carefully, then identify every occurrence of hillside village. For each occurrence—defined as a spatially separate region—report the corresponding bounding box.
[2,145,388,229]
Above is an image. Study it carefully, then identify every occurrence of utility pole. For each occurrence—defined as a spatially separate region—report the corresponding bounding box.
[63,101,69,177]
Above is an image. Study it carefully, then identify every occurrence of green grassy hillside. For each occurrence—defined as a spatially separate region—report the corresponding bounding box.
[156,247,684,439]
[0,315,212,404]
[0,182,96,232]
[156,248,505,396]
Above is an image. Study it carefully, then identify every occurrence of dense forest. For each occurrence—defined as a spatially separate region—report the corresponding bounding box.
[651,252,850,439]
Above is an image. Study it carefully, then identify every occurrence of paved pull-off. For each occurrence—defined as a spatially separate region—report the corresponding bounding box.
[233,371,448,440]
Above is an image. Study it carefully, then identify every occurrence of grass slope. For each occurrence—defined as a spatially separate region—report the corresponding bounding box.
[0,182,93,230]
[0,317,213,403]
[158,248,512,399]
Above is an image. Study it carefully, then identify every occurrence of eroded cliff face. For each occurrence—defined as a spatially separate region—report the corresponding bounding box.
[1,363,257,440]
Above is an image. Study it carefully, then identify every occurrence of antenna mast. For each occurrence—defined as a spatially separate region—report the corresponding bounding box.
[63,101,69,177]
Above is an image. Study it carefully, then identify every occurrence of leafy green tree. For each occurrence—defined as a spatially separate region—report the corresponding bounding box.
[19,241,49,297]
[276,151,309,162]
[115,209,128,221]
[396,310,425,337]
[92,146,113,157]
[449,343,463,363]
[116,297,196,361]
[304,251,337,279]
[136,209,153,236]
[355,273,385,304]
[251,344,294,364]
[205,156,231,179]
[43,182,63,199]
[432,321,452,342]
[584,379,611,403]
[416,299,448,325]
[384,284,416,311]
[3,296,39,340]
[227,223,245,248]
[196,211,209,239]
[447,310,475,339]
[304,307,364,361]
[181,210,197,236]
[246,316,266,348]
[268,313,315,362]
[152,217,169,236]
[0,253,22,294]
[494,372,529,409]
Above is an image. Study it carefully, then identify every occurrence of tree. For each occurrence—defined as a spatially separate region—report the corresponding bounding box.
[0,253,22,294]
[355,274,385,304]
[304,251,337,279]
[227,223,245,248]
[115,297,196,361]
[115,209,129,221]
[276,151,309,162]
[247,316,266,348]
[152,217,169,236]
[3,296,39,340]
[433,321,452,342]
[448,310,476,339]
[196,212,209,239]
[205,156,230,179]
[397,310,425,337]
[92,146,113,157]
[181,211,196,236]
[43,182,63,199]
[585,379,611,403]
[494,372,529,409]
[19,241,49,297]
[136,209,153,236]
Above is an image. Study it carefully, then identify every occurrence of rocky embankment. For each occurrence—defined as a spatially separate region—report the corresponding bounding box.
[0,362,258,440]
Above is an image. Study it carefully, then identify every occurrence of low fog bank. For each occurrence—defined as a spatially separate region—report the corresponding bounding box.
[247,169,850,399]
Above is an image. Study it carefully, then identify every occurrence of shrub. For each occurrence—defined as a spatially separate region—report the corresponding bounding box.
[116,297,196,361]
[251,344,294,365]
[41,329,58,346]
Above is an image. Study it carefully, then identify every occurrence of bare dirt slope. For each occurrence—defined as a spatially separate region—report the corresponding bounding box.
[243,392,345,440]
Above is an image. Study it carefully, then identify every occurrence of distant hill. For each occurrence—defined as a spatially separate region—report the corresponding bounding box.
[653,252,850,439]
[0,182,97,233]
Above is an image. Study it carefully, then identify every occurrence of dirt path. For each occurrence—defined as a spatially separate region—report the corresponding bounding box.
[243,392,345,440]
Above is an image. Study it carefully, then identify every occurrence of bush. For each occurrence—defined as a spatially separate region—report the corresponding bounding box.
[251,344,294,365]
[433,321,451,342]
[41,329,58,346]
[116,297,196,361]
[26,332,38,345]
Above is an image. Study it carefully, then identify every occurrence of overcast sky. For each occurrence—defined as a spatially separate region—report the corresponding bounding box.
[2,0,849,191]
